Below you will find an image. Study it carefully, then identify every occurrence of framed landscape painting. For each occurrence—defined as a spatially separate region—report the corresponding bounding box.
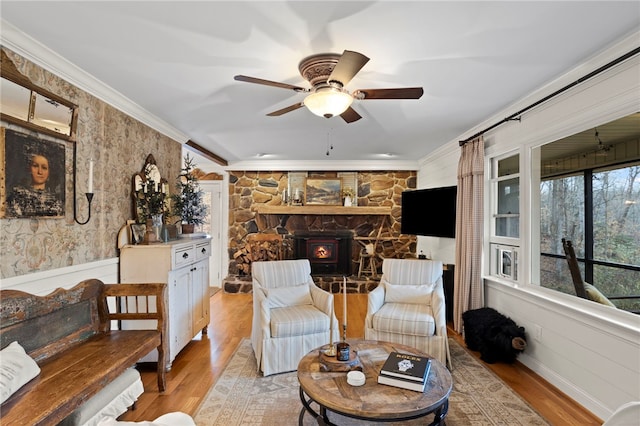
[304,177,342,205]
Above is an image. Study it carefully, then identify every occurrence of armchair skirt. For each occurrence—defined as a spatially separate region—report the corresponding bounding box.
[251,259,339,376]
[365,258,452,369]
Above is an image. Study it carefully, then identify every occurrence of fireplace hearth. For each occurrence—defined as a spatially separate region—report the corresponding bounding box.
[294,231,353,275]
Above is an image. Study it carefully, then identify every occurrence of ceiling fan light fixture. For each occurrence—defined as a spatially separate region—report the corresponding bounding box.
[303,87,353,118]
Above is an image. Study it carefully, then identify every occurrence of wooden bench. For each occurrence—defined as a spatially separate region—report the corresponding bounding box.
[0,279,168,426]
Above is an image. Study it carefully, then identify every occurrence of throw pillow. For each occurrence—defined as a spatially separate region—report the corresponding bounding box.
[384,282,432,305]
[266,283,312,308]
[584,283,616,307]
[0,341,41,404]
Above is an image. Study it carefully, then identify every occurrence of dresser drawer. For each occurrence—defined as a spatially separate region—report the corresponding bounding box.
[174,246,195,268]
[195,242,211,261]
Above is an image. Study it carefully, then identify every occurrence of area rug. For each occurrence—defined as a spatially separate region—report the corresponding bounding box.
[194,339,549,425]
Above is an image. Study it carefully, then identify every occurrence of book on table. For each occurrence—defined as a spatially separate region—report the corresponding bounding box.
[379,352,431,382]
[377,373,428,392]
[377,351,431,392]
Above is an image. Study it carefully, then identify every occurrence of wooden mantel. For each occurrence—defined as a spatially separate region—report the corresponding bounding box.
[256,205,391,216]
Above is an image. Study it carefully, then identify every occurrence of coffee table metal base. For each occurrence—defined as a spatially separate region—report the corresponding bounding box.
[298,386,449,425]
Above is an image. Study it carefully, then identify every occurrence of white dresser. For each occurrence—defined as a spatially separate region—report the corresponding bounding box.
[119,237,211,369]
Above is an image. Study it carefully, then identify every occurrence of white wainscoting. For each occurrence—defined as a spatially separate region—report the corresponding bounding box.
[485,279,640,420]
[0,258,119,296]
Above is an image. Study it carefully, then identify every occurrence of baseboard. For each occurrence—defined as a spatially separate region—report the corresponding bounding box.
[518,353,608,420]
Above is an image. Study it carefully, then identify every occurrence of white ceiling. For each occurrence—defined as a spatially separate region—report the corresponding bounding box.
[1,1,639,168]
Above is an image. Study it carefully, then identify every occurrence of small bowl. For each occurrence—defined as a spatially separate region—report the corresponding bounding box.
[347,371,366,386]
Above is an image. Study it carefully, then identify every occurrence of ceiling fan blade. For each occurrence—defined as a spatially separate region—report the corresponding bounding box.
[266,102,305,116]
[328,50,369,86]
[234,75,307,92]
[340,107,362,123]
[355,87,424,100]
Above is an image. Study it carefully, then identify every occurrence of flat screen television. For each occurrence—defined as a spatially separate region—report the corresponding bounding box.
[401,186,457,238]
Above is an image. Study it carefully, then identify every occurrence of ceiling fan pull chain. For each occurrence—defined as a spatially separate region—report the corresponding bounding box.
[326,130,334,156]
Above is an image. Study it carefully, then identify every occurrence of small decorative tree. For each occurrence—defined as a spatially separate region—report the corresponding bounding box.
[171,154,207,233]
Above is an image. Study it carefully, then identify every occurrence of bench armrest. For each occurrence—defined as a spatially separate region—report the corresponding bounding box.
[101,282,168,326]
[101,282,168,391]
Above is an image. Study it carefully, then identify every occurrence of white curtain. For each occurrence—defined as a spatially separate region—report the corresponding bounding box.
[453,136,484,333]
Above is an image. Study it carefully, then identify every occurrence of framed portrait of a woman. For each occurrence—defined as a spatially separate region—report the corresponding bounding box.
[1,127,66,218]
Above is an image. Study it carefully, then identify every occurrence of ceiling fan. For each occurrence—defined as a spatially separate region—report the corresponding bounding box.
[234,50,424,123]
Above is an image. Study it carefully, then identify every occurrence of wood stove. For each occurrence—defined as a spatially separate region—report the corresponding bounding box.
[294,231,353,275]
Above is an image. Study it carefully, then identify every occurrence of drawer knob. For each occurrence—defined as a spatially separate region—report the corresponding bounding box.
[182,252,189,259]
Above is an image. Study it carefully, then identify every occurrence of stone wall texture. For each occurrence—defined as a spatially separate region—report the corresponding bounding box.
[226,170,417,288]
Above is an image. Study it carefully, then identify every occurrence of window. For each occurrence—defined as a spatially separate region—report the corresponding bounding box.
[540,162,640,312]
[493,154,520,238]
[592,167,640,267]
[489,153,520,281]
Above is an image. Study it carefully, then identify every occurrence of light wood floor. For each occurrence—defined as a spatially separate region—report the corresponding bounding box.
[120,291,602,425]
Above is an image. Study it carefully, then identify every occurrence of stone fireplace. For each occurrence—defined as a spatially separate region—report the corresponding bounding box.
[293,231,353,275]
[224,170,418,293]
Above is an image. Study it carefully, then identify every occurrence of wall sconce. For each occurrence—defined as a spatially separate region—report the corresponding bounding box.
[73,141,94,225]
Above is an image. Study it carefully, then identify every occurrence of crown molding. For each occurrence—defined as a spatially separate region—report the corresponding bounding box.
[447,29,640,148]
[417,30,640,167]
[224,159,419,171]
[0,19,189,144]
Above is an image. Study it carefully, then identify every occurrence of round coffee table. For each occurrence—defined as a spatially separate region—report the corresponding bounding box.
[297,340,452,425]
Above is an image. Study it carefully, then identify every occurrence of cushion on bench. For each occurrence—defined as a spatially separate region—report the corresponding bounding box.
[59,368,144,426]
[96,412,196,426]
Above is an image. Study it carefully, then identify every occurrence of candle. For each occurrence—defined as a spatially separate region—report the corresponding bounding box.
[88,159,94,193]
[329,302,334,347]
[343,276,347,328]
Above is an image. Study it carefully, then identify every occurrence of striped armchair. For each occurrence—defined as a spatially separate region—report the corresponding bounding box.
[251,259,339,376]
[365,258,452,369]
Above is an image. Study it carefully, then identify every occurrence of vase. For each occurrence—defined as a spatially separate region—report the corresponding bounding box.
[344,196,352,207]
[152,214,163,241]
[152,214,163,227]
[160,225,170,242]
[182,223,195,234]
[144,218,159,243]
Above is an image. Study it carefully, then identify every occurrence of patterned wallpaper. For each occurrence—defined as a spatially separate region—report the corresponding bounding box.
[0,47,182,278]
